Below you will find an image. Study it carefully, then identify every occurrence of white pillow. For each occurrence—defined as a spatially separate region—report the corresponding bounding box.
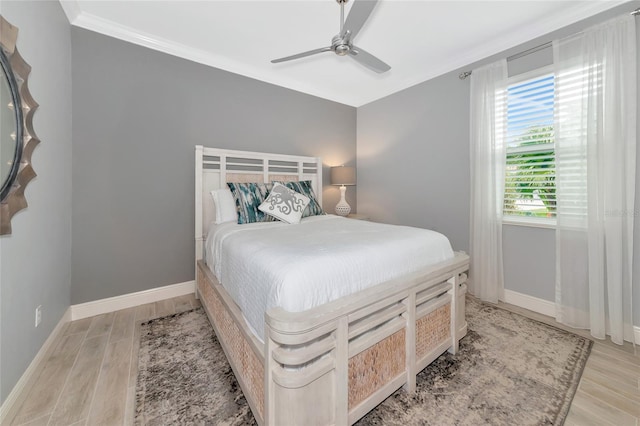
[258,182,310,224]
[210,188,237,224]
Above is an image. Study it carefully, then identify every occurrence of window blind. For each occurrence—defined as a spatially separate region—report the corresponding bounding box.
[504,74,556,219]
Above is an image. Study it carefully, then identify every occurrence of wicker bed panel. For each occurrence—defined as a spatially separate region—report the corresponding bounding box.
[198,270,265,417]
[348,329,406,409]
[416,304,451,358]
[242,339,265,416]
[269,174,298,182]
[226,173,265,183]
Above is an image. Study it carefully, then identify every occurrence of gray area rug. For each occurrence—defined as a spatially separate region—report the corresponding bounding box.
[135,297,591,425]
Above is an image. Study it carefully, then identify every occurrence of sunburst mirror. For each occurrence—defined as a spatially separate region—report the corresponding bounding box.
[0,15,39,235]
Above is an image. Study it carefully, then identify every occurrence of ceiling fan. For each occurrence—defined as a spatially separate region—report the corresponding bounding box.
[271,0,390,73]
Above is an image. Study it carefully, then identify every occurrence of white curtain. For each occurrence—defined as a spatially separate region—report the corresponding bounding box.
[554,15,636,345]
[469,60,508,303]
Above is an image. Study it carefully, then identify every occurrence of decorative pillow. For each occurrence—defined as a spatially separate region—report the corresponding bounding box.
[259,183,310,224]
[274,180,324,217]
[227,182,274,224]
[210,188,238,224]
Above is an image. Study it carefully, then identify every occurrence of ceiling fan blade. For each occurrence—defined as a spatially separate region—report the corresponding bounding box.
[341,0,378,40]
[271,47,332,64]
[349,45,390,73]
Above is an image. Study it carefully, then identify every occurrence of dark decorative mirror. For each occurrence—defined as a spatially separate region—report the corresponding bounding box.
[0,16,39,235]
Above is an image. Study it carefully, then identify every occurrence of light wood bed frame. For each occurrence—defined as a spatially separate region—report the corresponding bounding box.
[195,146,469,425]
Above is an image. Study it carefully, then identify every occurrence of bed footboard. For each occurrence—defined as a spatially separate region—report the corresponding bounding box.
[197,252,469,426]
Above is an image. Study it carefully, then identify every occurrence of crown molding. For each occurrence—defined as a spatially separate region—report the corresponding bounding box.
[59,0,81,24]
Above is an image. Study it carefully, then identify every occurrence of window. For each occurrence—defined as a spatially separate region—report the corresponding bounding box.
[503,70,556,223]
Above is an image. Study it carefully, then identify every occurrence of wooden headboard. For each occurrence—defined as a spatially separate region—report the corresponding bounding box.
[195,145,323,264]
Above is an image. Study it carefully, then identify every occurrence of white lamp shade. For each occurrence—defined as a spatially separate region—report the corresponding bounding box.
[330,166,356,186]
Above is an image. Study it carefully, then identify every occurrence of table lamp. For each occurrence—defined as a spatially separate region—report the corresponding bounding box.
[330,166,356,216]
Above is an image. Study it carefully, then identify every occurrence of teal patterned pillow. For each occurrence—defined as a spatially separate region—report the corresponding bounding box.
[275,180,325,217]
[227,182,274,224]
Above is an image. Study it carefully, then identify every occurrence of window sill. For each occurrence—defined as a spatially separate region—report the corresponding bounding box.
[503,216,556,229]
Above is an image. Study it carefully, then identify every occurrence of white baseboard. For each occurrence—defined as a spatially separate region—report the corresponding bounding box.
[0,307,72,425]
[502,289,640,344]
[70,280,195,320]
[502,289,556,318]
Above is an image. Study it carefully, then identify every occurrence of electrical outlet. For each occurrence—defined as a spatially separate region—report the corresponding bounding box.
[35,305,42,327]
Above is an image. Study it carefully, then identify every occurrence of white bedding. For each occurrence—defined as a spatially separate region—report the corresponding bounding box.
[205,215,454,341]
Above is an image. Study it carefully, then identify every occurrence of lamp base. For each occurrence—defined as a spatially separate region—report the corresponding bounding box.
[335,185,351,216]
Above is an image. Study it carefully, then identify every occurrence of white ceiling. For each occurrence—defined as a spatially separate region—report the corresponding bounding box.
[60,0,629,107]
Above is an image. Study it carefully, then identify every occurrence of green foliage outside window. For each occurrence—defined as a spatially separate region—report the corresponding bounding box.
[504,126,556,218]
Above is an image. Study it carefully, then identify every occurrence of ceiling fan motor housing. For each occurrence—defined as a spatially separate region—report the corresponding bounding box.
[332,35,351,56]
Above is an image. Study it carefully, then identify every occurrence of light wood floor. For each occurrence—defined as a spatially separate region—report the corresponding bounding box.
[5,294,201,426]
[5,295,639,426]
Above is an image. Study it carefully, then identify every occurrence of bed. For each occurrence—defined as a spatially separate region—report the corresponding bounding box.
[195,146,470,426]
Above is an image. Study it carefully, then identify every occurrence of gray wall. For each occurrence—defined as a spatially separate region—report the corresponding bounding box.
[357,3,640,326]
[71,28,357,304]
[0,1,72,403]
[356,72,470,253]
[502,226,555,301]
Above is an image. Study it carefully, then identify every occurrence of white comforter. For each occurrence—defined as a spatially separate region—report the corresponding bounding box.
[205,215,454,341]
